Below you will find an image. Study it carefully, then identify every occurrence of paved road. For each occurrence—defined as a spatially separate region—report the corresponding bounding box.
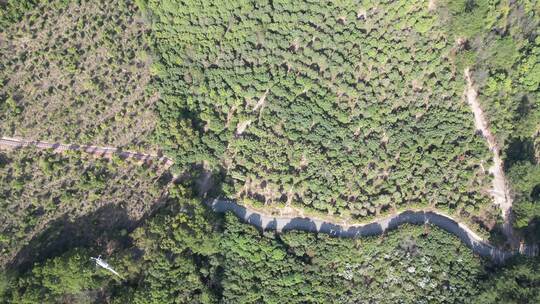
[0,136,173,168]
[209,199,517,262]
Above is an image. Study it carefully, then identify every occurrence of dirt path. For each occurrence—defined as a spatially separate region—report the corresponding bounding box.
[464,68,517,247]
[0,136,173,170]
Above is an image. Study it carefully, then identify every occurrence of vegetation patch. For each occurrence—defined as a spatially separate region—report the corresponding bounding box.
[148,0,495,226]
[0,148,166,267]
[0,0,157,148]
[3,186,538,303]
[0,1,539,302]
[439,0,540,239]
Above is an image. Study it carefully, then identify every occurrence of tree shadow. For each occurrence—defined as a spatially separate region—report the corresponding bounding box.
[8,203,139,273]
[68,143,81,150]
[156,170,175,187]
[531,185,540,201]
[504,137,535,170]
[385,211,512,263]
[283,218,318,233]
[522,216,540,244]
[209,200,515,263]
[246,213,262,228]
[344,222,384,238]
[0,152,9,168]
[487,223,507,247]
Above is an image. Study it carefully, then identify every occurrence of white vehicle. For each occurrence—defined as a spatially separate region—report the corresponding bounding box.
[90,255,121,278]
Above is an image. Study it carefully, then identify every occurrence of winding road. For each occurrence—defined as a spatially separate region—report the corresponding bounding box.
[1,73,536,263]
[0,135,531,261]
[208,199,515,261]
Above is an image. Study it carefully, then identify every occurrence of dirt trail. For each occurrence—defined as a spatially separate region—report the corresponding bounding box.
[464,68,517,247]
[0,136,173,170]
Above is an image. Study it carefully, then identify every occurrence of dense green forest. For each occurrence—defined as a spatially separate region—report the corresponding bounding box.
[1,0,537,235]
[145,0,539,237]
[1,183,539,303]
[148,0,500,232]
[0,0,157,149]
[0,0,539,303]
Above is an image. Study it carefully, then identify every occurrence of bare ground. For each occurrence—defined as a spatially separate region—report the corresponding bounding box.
[464,68,518,247]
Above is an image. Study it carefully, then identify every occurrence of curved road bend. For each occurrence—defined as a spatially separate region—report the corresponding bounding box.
[209,199,515,262]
